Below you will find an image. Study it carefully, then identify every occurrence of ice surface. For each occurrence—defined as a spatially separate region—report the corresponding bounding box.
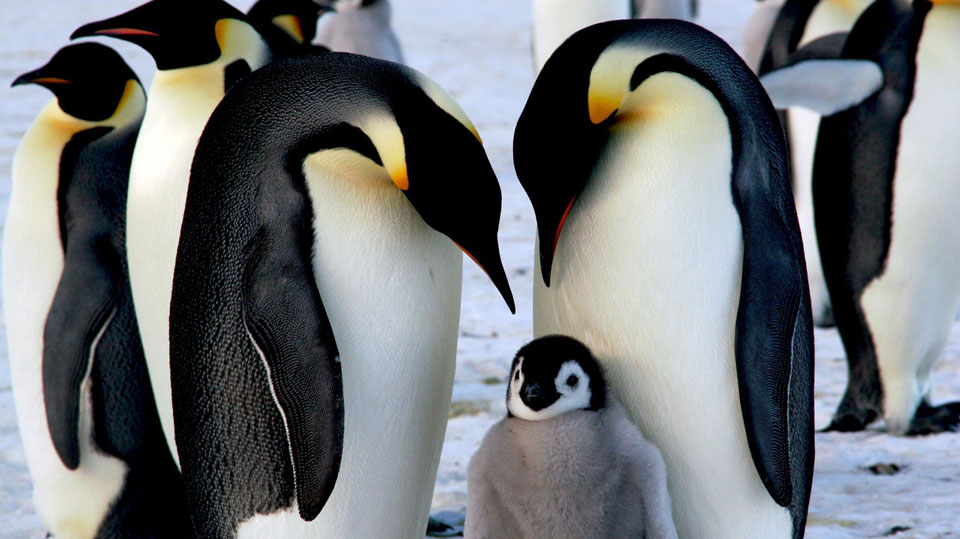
[0,0,957,537]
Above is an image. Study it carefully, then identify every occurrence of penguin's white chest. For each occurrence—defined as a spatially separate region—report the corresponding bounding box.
[533,74,792,538]
[3,104,126,537]
[236,150,462,538]
[858,7,960,431]
[125,68,229,464]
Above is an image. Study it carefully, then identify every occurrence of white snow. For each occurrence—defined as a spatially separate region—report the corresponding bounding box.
[0,0,958,537]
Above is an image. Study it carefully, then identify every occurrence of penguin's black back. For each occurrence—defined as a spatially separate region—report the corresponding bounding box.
[54,121,192,537]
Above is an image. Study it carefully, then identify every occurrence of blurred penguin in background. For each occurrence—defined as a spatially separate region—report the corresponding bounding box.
[247,0,332,56]
[532,0,697,71]
[315,0,405,63]
[466,336,678,539]
[742,0,873,328]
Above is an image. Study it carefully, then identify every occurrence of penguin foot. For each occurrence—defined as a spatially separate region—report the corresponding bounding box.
[426,511,465,537]
[906,401,960,436]
[823,408,877,433]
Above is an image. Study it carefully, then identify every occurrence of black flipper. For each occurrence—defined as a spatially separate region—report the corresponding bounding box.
[241,209,343,521]
[43,234,120,469]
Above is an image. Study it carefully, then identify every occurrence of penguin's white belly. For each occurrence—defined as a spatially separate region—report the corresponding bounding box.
[532,0,630,70]
[237,150,462,538]
[3,108,126,537]
[125,73,225,465]
[860,8,960,433]
[533,74,791,538]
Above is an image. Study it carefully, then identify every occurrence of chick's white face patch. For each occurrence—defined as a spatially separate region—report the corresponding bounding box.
[508,359,592,421]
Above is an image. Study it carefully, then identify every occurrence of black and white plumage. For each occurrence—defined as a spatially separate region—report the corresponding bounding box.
[71,0,275,465]
[746,0,874,328]
[4,43,190,538]
[466,336,678,539]
[169,52,513,537]
[515,20,814,538]
[808,0,960,434]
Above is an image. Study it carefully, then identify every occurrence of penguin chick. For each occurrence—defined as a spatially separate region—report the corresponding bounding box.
[315,0,404,63]
[466,335,678,539]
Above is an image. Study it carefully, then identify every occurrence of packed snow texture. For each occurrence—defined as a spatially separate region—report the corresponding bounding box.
[0,0,958,537]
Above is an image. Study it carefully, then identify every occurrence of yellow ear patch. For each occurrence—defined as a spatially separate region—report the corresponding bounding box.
[930,0,960,4]
[588,45,654,124]
[272,14,305,43]
[360,114,409,190]
[414,72,483,143]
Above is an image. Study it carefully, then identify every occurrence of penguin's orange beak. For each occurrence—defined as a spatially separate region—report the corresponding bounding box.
[91,28,160,37]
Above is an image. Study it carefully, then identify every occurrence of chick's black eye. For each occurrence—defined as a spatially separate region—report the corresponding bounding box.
[514,371,520,381]
[566,375,578,387]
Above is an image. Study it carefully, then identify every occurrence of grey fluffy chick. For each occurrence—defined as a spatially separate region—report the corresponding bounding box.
[466,335,678,539]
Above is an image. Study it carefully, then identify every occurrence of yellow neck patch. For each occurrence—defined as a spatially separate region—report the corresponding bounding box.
[360,114,409,190]
[587,45,651,124]
[272,14,305,43]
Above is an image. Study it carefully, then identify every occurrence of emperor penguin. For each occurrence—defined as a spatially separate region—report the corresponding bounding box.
[4,43,190,538]
[803,0,960,434]
[71,0,274,464]
[167,52,515,537]
[514,20,814,538]
[247,0,331,56]
[749,0,873,328]
[531,0,697,72]
[465,335,678,539]
[315,0,405,63]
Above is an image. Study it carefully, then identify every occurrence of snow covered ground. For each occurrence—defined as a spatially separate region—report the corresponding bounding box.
[1,0,958,537]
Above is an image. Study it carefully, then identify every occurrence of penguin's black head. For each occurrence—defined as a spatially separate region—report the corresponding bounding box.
[507,335,606,420]
[248,0,329,45]
[12,43,140,122]
[377,73,516,314]
[71,0,256,70]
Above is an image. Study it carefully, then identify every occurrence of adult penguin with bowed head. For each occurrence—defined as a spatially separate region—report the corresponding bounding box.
[5,43,190,538]
[802,0,960,434]
[71,0,274,464]
[742,0,874,328]
[514,20,814,538]
[169,52,514,537]
[247,0,332,56]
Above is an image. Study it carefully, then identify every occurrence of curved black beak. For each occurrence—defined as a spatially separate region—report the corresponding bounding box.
[11,67,71,88]
[71,4,162,42]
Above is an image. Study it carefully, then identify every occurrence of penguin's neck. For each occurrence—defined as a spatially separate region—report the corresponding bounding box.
[149,18,270,105]
[12,83,143,196]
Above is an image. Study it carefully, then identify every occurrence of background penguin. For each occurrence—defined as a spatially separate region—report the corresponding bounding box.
[531,0,696,72]
[804,0,960,434]
[465,335,678,539]
[315,0,405,63]
[168,52,514,537]
[514,20,814,538]
[4,43,190,538]
[71,0,274,464]
[247,0,331,57]
[748,0,873,328]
